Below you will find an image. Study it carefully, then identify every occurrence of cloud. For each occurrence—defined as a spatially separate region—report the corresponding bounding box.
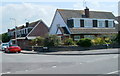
[3,0,119,2]
[1,3,57,33]
[73,1,118,16]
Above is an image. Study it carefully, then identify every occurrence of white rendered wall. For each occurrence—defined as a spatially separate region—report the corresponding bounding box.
[49,11,68,35]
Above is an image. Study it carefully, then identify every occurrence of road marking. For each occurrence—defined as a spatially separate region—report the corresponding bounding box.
[25,70,28,71]
[107,70,119,74]
[6,72,11,73]
[79,63,82,64]
[52,65,57,68]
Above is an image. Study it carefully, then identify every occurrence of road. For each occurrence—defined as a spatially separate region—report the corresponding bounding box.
[1,49,120,75]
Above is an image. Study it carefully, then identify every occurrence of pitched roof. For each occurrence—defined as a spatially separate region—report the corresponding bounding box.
[57,9,115,24]
[70,28,118,34]
[27,20,49,37]
[8,20,40,31]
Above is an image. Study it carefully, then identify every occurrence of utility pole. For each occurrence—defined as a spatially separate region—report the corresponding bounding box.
[10,18,17,44]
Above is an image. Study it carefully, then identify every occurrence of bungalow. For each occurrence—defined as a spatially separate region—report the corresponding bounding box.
[8,20,49,49]
[49,8,118,41]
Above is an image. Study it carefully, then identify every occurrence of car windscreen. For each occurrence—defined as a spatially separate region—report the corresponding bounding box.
[2,44,9,46]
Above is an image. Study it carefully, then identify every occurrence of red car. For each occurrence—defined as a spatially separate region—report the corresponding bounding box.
[5,45,21,53]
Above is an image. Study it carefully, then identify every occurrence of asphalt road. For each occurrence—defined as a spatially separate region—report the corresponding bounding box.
[1,49,120,75]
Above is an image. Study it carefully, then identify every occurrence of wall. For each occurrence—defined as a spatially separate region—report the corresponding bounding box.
[33,44,120,52]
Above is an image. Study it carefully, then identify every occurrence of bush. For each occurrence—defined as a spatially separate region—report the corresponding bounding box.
[92,37,106,45]
[31,36,44,46]
[64,38,75,45]
[44,35,60,47]
[115,33,120,44]
[77,38,92,47]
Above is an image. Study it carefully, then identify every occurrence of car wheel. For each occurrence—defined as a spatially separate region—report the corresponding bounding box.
[4,50,7,53]
[18,51,21,53]
[5,49,10,53]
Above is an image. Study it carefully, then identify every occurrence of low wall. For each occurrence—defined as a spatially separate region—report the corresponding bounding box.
[33,44,120,52]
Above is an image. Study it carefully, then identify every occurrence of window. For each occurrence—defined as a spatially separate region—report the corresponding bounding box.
[80,19,84,27]
[93,20,97,27]
[84,20,92,27]
[74,36,80,41]
[98,21,105,27]
[105,20,108,27]
[108,21,113,27]
[74,19,80,28]
[67,19,74,28]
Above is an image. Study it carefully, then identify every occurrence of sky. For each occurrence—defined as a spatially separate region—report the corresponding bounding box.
[1,0,119,34]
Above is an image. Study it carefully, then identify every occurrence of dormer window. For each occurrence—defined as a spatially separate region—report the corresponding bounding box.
[67,19,74,28]
[80,19,84,27]
[93,20,97,27]
[68,18,115,28]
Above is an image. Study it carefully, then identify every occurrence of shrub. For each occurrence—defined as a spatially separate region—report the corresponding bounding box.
[92,37,106,45]
[64,38,75,45]
[44,35,60,47]
[115,33,120,44]
[77,38,92,47]
[31,36,44,46]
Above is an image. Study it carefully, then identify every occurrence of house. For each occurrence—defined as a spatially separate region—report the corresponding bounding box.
[8,20,49,49]
[49,8,118,41]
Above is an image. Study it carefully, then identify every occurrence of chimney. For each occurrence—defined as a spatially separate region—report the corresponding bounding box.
[8,29,10,32]
[85,7,89,18]
[26,22,29,27]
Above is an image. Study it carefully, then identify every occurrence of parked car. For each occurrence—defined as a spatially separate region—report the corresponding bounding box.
[1,43,9,51]
[5,45,21,53]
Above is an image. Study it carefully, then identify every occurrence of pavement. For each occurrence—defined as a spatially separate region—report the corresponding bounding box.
[21,48,120,55]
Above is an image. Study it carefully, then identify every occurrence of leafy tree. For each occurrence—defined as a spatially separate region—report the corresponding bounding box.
[2,33,11,43]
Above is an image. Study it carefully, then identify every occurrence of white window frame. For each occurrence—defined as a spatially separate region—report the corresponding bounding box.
[108,21,113,28]
[98,20,105,28]
[84,19,93,28]
[74,19,80,28]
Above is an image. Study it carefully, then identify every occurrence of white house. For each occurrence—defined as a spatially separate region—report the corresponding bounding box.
[49,7,118,40]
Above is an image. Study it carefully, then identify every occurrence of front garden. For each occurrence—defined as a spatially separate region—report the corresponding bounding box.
[30,34,120,52]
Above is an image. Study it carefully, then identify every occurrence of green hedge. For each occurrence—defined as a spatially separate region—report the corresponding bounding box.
[77,38,92,47]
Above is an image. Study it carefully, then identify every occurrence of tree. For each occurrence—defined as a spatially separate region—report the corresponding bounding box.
[2,33,11,43]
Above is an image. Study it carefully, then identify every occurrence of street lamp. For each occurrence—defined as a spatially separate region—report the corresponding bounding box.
[10,18,17,44]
